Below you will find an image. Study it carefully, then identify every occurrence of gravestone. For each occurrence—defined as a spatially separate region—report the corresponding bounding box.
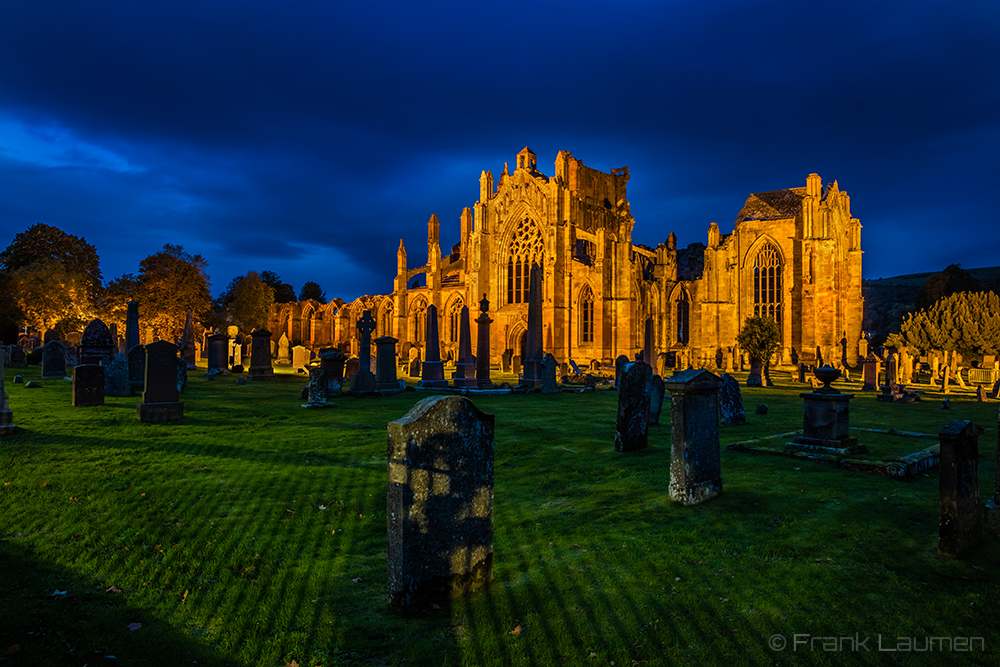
[349,310,378,393]
[614,354,630,389]
[501,349,512,374]
[475,294,494,389]
[103,354,132,397]
[615,362,651,452]
[861,352,880,390]
[303,366,330,408]
[0,351,16,436]
[41,340,66,378]
[791,366,862,454]
[137,341,184,422]
[569,359,582,375]
[177,357,188,393]
[747,358,763,387]
[955,367,967,389]
[664,369,722,505]
[292,345,309,370]
[714,348,724,370]
[43,328,59,343]
[797,363,807,383]
[230,338,243,369]
[511,355,521,378]
[276,333,291,364]
[65,344,78,367]
[938,420,984,558]
[642,317,654,367]
[387,395,494,612]
[9,346,25,368]
[885,352,899,386]
[718,373,746,425]
[977,385,987,402]
[72,364,105,407]
[418,304,448,388]
[985,406,1000,535]
[248,329,275,379]
[899,348,912,385]
[125,300,140,352]
[207,333,229,372]
[756,404,768,415]
[375,336,401,392]
[79,318,115,366]
[994,380,1000,399]
[648,374,666,425]
[319,348,346,395]
[344,358,359,383]
[519,263,544,390]
[452,306,477,389]
[180,311,197,369]
[127,345,146,391]
[942,366,951,394]
[541,353,558,394]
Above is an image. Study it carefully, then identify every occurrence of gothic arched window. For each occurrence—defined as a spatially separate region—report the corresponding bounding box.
[752,242,783,330]
[506,218,544,304]
[580,285,595,344]
[448,298,464,344]
[676,290,690,344]
[379,301,393,338]
[412,301,426,346]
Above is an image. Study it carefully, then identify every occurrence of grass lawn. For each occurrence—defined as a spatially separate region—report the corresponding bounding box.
[1,362,999,666]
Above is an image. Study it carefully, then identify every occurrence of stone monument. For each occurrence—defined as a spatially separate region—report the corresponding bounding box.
[938,420,984,558]
[418,304,448,388]
[790,366,863,454]
[615,361,651,452]
[248,328,275,379]
[451,306,477,389]
[41,340,66,378]
[137,341,184,422]
[518,263,544,390]
[475,294,494,389]
[664,369,722,505]
[375,336,401,392]
[79,318,116,366]
[72,364,105,407]
[349,310,378,393]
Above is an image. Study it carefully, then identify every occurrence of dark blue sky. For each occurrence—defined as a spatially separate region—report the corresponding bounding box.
[1,1,997,301]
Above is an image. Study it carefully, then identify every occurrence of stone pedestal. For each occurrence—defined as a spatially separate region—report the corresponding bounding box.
[319,349,346,395]
[789,366,863,454]
[939,420,984,558]
[387,396,494,612]
[664,369,722,505]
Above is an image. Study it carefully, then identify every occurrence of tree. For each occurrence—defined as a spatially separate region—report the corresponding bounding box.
[914,263,981,311]
[6,258,92,331]
[1,222,103,303]
[736,316,780,386]
[0,272,25,343]
[886,291,1000,364]
[217,271,275,332]
[260,270,297,303]
[135,245,212,340]
[95,273,141,336]
[299,281,327,304]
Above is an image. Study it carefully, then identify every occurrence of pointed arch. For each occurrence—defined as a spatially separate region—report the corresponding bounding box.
[377,296,394,339]
[578,283,595,345]
[409,296,428,346]
[669,284,691,345]
[501,215,545,304]
[748,238,783,332]
[445,294,465,344]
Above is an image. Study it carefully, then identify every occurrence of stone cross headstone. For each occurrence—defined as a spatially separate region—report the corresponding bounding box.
[375,336,401,392]
[452,306,477,388]
[103,354,132,397]
[180,310,197,369]
[648,374,665,425]
[127,345,146,391]
[207,333,229,372]
[664,369,722,505]
[137,341,184,422]
[349,310,378,393]
[248,329,275,379]
[0,351,16,436]
[79,318,115,366]
[387,395,494,612]
[418,304,448,388]
[718,373,746,425]
[475,294,494,389]
[519,262,544,390]
[41,340,66,378]
[72,364,105,407]
[540,353,558,394]
[615,361,651,452]
[938,420,984,558]
[614,354,629,389]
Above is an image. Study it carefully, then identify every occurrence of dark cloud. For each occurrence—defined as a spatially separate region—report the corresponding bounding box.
[1,0,997,301]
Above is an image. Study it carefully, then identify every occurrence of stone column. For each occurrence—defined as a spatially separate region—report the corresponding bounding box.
[375,336,400,391]
[615,361,651,452]
[475,294,494,389]
[248,328,275,379]
[387,396,494,612]
[418,304,448,388]
[938,419,984,558]
[985,406,1000,535]
[452,306,476,388]
[664,369,723,505]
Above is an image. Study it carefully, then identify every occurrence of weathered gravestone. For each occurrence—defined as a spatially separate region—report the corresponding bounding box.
[642,317,654,366]
[0,351,16,436]
[277,333,291,364]
[137,341,184,422]
[207,333,228,373]
[248,329,275,379]
[938,420,984,558]
[9,346,25,368]
[615,362,651,452]
[375,336,401,392]
[664,369,722,505]
[540,353,558,394]
[349,310,378,393]
[292,345,309,370]
[72,364,105,407]
[614,355,630,389]
[475,295,494,389]
[862,352,880,391]
[127,345,146,391]
[985,406,1000,536]
[64,344,78,367]
[303,366,331,408]
[648,374,666,425]
[718,373,746,425]
[41,340,66,378]
[977,385,987,402]
[180,311,197,369]
[418,304,448,388]
[344,358,359,383]
[319,348,346,395]
[79,318,116,366]
[501,349,512,374]
[747,358,764,387]
[511,355,521,378]
[125,300,140,352]
[797,363,807,383]
[103,354,132,397]
[387,395,494,612]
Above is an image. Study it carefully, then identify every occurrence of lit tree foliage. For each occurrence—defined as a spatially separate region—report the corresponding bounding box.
[735,316,780,365]
[136,244,212,340]
[217,271,275,333]
[1,223,103,304]
[7,258,93,331]
[886,291,1000,363]
[95,273,141,335]
[299,281,326,304]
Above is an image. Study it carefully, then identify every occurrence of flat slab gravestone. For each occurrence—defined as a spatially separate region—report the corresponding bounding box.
[664,369,722,505]
[387,395,494,612]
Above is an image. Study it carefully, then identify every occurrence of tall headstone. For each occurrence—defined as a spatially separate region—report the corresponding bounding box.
[938,420,984,558]
[648,374,666,425]
[207,333,229,373]
[292,345,309,369]
[519,263,544,390]
[375,336,401,392]
[387,396,494,612]
[664,369,722,505]
[614,354,630,389]
[899,348,912,385]
[642,317,654,367]
[615,362,651,452]
[41,340,66,378]
[72,364,105,407]
[137,341,184,422]
[885,352,899,387]
[718,372,746,425]
[349,310,378,393]
[127,345,146,391]
[303,366,330,408]
[747,358,764,387]
[125,300,140,353]
[180,311,197,369]
[79,318,115,366]
[103,354,132,397]
[985,406,1000,535]
[452,306,477,388]
[861,352,880,390]
[0,351,16,436]
[248,328,275,379]
[540,353,558,394]
[511,355,521,378]
[475,294,494,389]
[418,304,448,388]
[277,333,291,364]
[319,348,347,395]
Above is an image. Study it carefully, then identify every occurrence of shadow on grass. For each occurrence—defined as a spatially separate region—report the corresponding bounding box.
[0,540,241,667]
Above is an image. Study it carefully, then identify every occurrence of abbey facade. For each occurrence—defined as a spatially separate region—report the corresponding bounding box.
[270,147,863,369]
